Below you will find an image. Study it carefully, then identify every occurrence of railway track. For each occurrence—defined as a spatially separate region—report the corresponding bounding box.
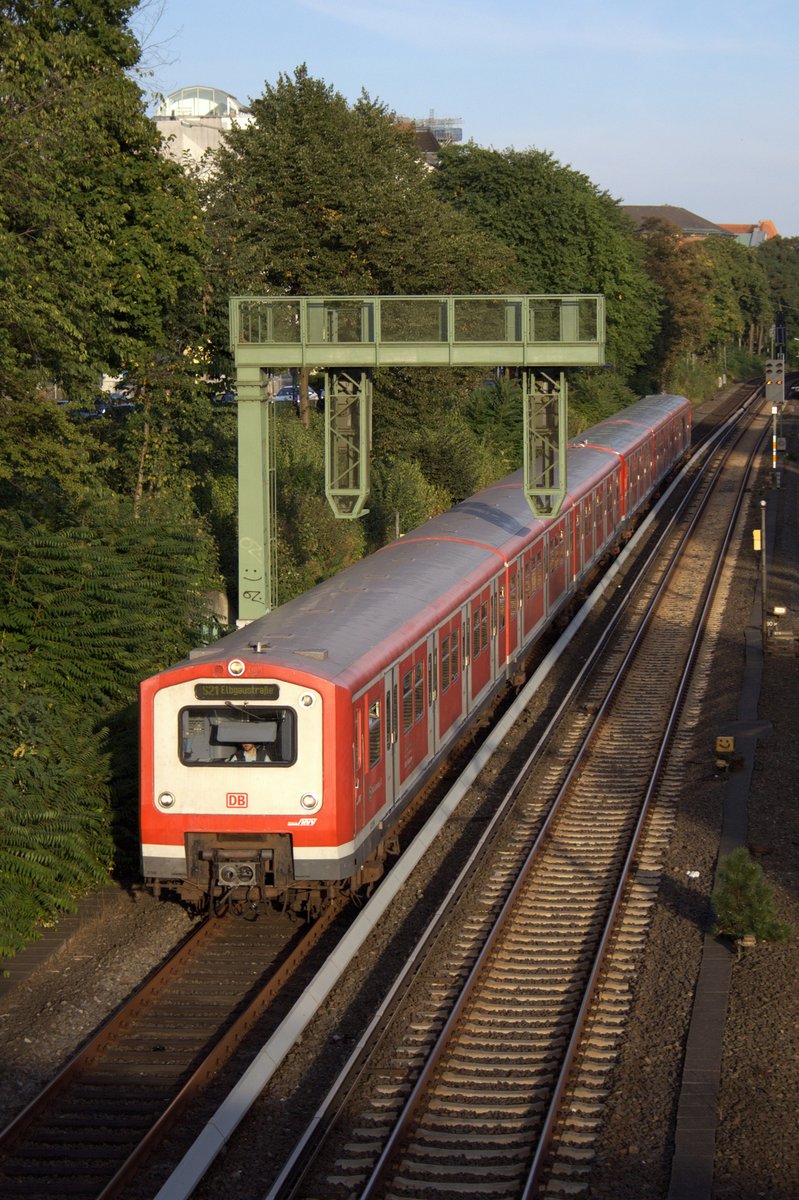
[0,386,762,1200]
[268,392,768,1200]
[0,900,347,1200]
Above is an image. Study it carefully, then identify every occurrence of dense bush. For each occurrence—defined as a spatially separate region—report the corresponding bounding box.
[0,657,113,957]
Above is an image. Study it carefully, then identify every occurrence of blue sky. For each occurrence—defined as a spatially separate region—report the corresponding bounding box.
[136,0,799,236]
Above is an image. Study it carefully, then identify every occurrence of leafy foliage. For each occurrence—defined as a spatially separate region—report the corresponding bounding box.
[0,653,113,957]
[631,221,716,390]
[0,499,221,713]
[205,66,518,303]
[0,0,206,400]
[712,847,791,943]
[756,236,799,358]
[460,376,525,472]
[569,369,639,433]
[366,457,450,543]
[0,396,111,527]
[272,411,366,600]
[433,143,661,379]
[702,237,772,351]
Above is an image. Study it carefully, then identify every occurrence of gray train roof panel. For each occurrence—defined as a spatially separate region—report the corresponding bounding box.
[183,394,688,686]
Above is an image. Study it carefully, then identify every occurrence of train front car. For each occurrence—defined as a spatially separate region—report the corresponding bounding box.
[140,643,351,915]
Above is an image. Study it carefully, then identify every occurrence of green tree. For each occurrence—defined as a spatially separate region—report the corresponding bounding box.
[702,236,772,354]
[205,66,517,307]
[366,458,450,543]
[203,66,519,584]
[631,219,716,389]
[712,847,790,942]
[0,0,206,401]
[433,143,661,379]
[272,411,366,599]
[756,236,799,360]
[459,376,525,473]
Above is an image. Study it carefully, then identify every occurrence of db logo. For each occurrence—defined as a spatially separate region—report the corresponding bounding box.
[226,793,248,808]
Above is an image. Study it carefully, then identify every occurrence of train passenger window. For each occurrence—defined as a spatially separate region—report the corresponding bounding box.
[498,587,505,631]
[442,635,451,690]
[180,706,296,766]
[402,670,413,733]
[510,573,518,611]
[451,628,460,682]
[413,661,424,721]
[472,608,480,658]
[481,602,489,651]
[524,560,532,601]
[368,700,381,768]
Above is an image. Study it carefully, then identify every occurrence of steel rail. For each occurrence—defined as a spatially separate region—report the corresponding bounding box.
[521,401,771,1198]
[356,395,768,1200]
[265,385,762,1200]
[0,898,346,1200]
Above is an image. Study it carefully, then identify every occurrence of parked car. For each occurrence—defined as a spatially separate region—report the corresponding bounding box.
[212,389,237,406]
[95,392,138,417]
[274,384,319,405]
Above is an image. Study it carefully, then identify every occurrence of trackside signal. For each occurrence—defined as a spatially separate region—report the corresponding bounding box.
[765,357,784,403]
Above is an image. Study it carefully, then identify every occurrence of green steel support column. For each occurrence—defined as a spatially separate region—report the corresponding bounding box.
[523,369,567,518]
[325,369,372,518]
[236,367,277,623]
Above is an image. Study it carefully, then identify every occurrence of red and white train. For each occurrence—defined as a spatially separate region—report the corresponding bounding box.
[140,393,691,911]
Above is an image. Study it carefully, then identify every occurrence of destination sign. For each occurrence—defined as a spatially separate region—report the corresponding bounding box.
[194,683,280,701]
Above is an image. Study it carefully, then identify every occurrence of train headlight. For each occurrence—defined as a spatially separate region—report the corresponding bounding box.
[157,792,176,809]
[300,792,319,810]
[228,659,246,677]
[300,693,314,707]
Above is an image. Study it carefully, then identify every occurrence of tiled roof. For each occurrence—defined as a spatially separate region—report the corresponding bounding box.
[717,219,780,246]
[620,205,734,237]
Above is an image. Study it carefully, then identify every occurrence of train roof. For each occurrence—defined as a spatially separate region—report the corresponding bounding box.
[182,393,689,688]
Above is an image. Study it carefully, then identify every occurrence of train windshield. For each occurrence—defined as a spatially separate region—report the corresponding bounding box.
[179,706,296,766]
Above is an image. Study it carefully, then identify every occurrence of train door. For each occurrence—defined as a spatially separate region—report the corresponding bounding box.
[426,632,438,756]
[353,678,387,830]
[583,495,594,565]
[398,643,428,785]
[469,585,491,702]
[547,520,567,610]
[596,482,608,552]
[504,563,519,662]
[572,504,581,586]
[634,448,643,505]
[522,540,545,639]
[611,469,622,526]
[384,667,398,807]
[438,614,463,740]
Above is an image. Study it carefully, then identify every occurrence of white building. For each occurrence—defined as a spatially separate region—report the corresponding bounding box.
[153,85,253,169]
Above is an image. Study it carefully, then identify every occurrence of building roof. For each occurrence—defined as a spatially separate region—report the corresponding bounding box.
[620,205,734,239]
[155,86,248,121]
[717,219,780,246]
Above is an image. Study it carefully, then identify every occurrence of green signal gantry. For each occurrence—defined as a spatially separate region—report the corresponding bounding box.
[229,294,605,620]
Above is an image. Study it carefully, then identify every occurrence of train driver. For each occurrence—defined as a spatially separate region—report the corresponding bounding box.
[227,741,271,764]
